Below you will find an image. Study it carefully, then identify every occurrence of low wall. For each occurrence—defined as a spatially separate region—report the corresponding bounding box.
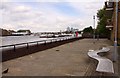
[2,37,83,62]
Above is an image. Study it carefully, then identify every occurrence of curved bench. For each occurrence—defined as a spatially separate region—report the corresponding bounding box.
[88,47,114,73]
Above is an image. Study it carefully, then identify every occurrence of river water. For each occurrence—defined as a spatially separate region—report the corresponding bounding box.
[0,36,57,46]
[0,34,82,50]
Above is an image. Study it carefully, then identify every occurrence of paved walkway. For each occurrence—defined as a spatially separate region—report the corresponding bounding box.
[2,39,116,76]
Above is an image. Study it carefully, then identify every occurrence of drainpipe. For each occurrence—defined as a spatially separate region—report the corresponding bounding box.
[93,15,95,43]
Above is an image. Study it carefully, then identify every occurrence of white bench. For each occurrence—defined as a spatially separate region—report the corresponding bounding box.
[88,47,114,73]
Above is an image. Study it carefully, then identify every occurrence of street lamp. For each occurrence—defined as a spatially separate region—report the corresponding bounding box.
[93,15,95,43]
[113,0,118,62]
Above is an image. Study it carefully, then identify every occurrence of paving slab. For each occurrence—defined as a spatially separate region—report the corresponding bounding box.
[2,39,115,76]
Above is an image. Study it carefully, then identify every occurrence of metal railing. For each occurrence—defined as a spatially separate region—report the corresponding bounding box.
[0,36,76,51]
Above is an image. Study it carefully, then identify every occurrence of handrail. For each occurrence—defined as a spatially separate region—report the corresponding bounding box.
[0,36,77,49]
[0,40,46,48]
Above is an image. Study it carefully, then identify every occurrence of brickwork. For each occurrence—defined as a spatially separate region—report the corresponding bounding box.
[118,2,120,45]
[110,2,120,45]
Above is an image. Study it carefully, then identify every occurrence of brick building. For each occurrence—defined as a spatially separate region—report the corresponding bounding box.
[105,1,120,45]
[0,28,12,36]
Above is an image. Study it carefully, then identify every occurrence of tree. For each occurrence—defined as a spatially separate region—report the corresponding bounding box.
[97,8,111,38]
[17,30,31,34]
[82,26,94,38]
[83,26,93,34]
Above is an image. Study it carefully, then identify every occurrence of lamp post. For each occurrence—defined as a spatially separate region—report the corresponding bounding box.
[113,0,118,62]
[93,15,95,43]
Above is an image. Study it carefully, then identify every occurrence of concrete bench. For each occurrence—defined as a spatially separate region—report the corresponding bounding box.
[88,47,114,73]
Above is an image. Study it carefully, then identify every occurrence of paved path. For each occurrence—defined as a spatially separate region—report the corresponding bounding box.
[2,39,115,76]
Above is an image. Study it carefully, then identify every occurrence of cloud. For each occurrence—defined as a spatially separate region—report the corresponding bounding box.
[67,1,105,27]
[13,5,31,12]
[0,1,105,32]
[1,0,106,2]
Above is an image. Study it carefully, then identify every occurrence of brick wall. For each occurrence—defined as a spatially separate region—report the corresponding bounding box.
[110,2,120,45]
[118,2,120,45]
[110,2,116,43]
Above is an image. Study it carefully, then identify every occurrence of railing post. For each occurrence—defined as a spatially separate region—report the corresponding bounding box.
[60,39,61,41]
[51,40,52,43]
[37,42,39,46]
[27,43,29,49]
[13,45,16,51]
[44,40,46,45]
[55,39,57,42]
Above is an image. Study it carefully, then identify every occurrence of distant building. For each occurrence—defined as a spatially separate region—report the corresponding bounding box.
[66,27,79,34]
[0,28,31,36]
[12,30,31,36]
[0,28,12,36]
[105,1,120,45]
[66,27,71,33]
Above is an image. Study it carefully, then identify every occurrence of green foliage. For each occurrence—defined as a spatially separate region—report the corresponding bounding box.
[78,31,82,34]
[83,26,93,34]
[97,8,110,38]
[17,30,31,33]
[8,30,16,33]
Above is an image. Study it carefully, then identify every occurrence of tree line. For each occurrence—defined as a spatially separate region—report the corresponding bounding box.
[82,7,111,38]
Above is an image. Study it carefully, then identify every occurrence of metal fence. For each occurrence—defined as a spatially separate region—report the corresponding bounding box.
[0,36,77,51]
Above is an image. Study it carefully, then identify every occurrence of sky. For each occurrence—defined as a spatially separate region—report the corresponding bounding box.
[0,0,106,32]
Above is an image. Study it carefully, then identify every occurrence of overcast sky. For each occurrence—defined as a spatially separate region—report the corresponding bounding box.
[0,0,106,32]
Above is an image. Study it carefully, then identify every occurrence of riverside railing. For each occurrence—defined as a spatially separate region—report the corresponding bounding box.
[0,36,76,51]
